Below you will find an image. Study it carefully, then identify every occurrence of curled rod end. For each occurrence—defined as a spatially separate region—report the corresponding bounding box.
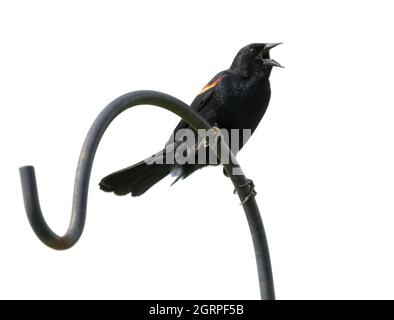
[19,165,35,173]
[19,165,76,250]
[19,165,37,193]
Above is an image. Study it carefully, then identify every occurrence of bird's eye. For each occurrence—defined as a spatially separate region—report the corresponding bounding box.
[249,48,257,55]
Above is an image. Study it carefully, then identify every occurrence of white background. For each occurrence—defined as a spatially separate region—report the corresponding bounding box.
[1,0,393,299]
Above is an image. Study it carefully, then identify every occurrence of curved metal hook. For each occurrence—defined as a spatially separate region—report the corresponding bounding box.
[19,90,275,299]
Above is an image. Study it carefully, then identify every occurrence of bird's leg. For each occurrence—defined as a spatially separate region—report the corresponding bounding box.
[204,126,223,148]
[234,178,257,205]
[196,125,223,151]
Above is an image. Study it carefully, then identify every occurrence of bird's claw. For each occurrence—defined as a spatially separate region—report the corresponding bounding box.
[233,179,257,205]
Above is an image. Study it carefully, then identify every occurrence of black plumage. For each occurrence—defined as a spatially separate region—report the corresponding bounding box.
[99,43,282,196]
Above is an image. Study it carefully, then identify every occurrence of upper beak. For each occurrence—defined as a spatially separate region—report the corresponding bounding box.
[264,42,282,51]
[262,42,283,68]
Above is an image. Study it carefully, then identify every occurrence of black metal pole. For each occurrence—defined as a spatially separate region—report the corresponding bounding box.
[19,90,275,299]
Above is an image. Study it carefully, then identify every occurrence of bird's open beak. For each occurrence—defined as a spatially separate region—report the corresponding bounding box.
[262,43,284,68]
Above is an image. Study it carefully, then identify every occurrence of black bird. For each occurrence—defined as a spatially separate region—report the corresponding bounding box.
[99,43,282,196]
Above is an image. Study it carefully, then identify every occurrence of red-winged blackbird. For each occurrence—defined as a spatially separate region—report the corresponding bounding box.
[99,43,282,196]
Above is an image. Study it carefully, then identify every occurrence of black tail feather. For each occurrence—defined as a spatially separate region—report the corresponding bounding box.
[99,160,171,197]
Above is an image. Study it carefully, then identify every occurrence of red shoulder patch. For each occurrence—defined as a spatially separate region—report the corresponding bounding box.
[199,76,224,95]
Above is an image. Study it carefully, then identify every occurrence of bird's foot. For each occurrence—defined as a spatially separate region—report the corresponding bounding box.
[203,126,223,148]
[196,126,223,154]
[233,179,257,205]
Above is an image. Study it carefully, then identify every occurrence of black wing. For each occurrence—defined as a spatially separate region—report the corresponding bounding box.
[172,71,227,133]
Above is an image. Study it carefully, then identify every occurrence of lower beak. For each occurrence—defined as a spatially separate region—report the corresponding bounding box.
[262,58,284,68]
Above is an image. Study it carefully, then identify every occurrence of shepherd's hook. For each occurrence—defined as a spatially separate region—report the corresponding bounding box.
[19,90,275,299]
